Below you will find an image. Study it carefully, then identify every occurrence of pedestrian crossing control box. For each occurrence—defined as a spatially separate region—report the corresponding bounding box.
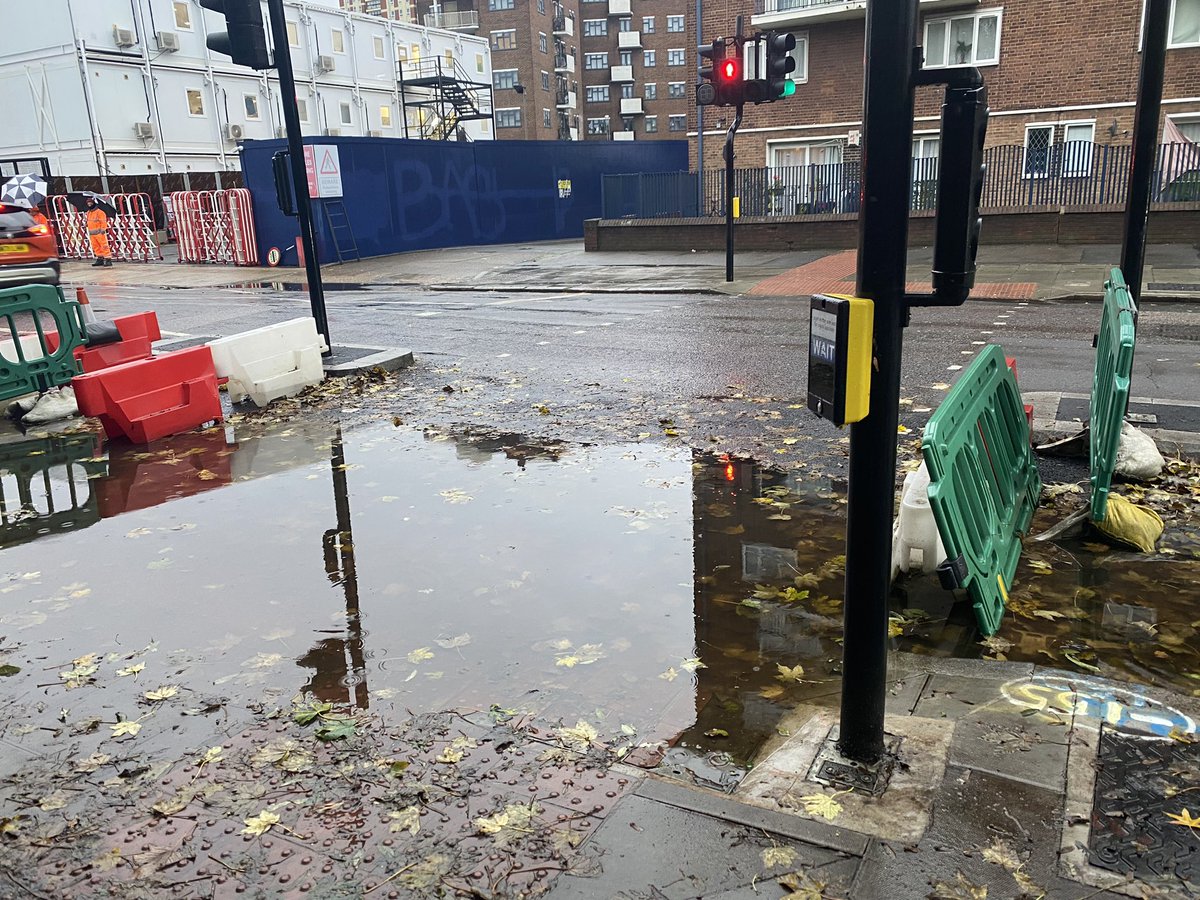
[806,293,873,427]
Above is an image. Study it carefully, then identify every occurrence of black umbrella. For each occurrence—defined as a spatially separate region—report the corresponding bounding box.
[65,191,117,216]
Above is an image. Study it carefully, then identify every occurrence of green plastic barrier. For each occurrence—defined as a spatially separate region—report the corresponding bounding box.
[0,433,106,550]
[922,344,1042,635]
[0,284,86,403]
[1089,268,1137,522]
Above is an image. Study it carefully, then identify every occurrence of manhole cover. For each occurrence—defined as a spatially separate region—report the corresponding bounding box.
[1088,726,1200,891]
[807,726,900,797]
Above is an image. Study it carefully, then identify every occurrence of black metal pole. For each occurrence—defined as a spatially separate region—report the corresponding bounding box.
[695,0,704,215]
[266,0,330,351]
[329,428,368,709]
[837,0,918,764]
[1121,0,1170,304]
[724,105,742,283]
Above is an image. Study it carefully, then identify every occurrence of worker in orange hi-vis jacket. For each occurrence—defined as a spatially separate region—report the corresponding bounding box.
[85,197,112,267]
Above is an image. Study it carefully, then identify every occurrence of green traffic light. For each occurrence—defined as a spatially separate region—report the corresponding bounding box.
[780,80,796,98]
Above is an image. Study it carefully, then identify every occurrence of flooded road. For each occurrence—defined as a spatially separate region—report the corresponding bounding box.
[1,420,1197,784]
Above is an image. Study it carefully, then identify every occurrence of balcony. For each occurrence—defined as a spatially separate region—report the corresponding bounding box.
[619,97,643,116]
[423,10,480,31]
[617,30,641,49]
[556,89,578,108]
[608,0,631,16]
[554,54,576,73]
[552,13,575,36]
[752,0,976,28]
[609,64,633,82]
[612,130,635,141]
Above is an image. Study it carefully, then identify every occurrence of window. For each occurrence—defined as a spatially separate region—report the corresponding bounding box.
[489,0,515,8]
[173,1,191,30]
[1168,0,1200,46]
[644,82,657,99]
[541,70,551,90]
[539,33,548,53]
[543,108,552,127]
[668,114,686,132]
[619,17,631,32]
[243,93,260,120]
[496,107,522,128]
[620,83,634,99]
[297,97,309,123]
[492,29,517,51]
[1062,121,1096,176]
[1023,125,1053,178]
[286,21,299,47]
[584,52,608,69]
[790,33,809,84]
[445,49,455,65]
[668,81,685,99]
[645,115,658,133]
[379,105,392,127]
[476,53,485,73]
[332,29,345,53]
[586,85,610,102]
[620,50,633,65]
[1174,116,1200,142]
[538,0,546,12]
[494,68,520,89]
[587,117,610,134]
[340,102,353,126]
[396,43,408,62]
[642,16,655,33]
[643,49,656,67]
[584,19,607,36]
[186,88,205,117]
[667,48,685,66]
[924,11,1001,67]
[373,36,385,59]
[911,135,939,189]
[667,15,685,32]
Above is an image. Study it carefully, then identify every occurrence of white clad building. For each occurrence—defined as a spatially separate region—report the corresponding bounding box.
[0,0,494,184]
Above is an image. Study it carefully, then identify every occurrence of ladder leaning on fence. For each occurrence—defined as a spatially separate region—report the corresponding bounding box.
[321,200,359,264]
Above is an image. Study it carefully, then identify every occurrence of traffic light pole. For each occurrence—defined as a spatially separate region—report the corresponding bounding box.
[724,104,743,283]
[837,0,919,764]
[266,0,331,351]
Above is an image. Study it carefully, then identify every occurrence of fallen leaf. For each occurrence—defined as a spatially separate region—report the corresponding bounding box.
[659,667,679,681]
[109,721,142,738]
[556,720,599,750]
[981,839,1021,870]
[38,792,69,811]
[928,871,987,899]
[795,791,845,821]
[679,657,706,672]
[1166,808,1200,833]
[761,846,797,869]
[389,806,421,834]
[434,633,472,650]
[144,686,178,702]
[92,847,122,871]
[407,647,435,664]
[242,810,280,837]
[776,664,806,683]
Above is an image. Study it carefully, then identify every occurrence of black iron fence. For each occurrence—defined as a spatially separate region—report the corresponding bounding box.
[600,142,1200,220]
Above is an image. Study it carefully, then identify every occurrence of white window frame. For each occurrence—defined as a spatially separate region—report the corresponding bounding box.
[243,92,261,121]
[543,108,552,128]
[644,115,658,133]
[286,21,300,48]
[667,81,686,99]
[791,32,809,85]
[1022,123,1055,179]
[666,15,685,32]
[339,101,353,126]
[584,52,608,69]
[1169,113,1200,142]
[642,49,656,67]
[642,16,655,33]
[493,68,520,90]
[1061,120,1096,177]
[491,29,517,51]
[173,1,192,31]
[541,70,551,90]
[667,48,685,66]
[923,9,1002,69]
[372,35,385,59]
[668,114,687,132]
[185,87,206,118]
[644,81,657,99]
[379,105,392,128]
[495,107,522,128]
[539,32,548,53]
[585,85,610,103]
[296,97,309,124]
[586,116,610,134]
[1169,0,1200,47]
[489,0,515,9]
[583,18,608,37]
[331,29,345,54]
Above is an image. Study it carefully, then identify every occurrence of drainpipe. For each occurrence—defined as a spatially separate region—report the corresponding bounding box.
[75,39,109,181]
[196,9,230,171]
[133,0,169,173]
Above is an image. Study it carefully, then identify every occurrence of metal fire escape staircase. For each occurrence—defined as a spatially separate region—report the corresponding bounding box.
[398,58,493,141]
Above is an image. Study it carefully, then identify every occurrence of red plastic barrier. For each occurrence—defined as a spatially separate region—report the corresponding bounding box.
[1005,356,1035,431]
[73,347,223,444]
[95,431,233,516]
[47,312,162,373]
[113,312,162,344]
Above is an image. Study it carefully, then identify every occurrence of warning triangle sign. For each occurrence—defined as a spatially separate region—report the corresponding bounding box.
[319,150,338,175]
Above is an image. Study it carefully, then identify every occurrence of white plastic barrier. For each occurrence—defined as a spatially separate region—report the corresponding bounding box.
[206,317,327,408]
[890,460,947,583]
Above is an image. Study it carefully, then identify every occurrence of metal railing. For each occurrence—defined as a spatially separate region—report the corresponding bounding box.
[601,142,1200,219]
[753,0,863,14]
[423,10,480,29]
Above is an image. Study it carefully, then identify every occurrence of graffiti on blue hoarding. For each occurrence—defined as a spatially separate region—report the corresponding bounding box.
[1000,674,1196,736]
[390,159,507,243]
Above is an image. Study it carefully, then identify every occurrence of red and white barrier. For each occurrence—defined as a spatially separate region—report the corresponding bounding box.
[170,189,258,266]
[50,193,162,262]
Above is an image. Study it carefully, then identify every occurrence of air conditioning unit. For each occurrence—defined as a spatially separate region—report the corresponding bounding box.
[225,123,245,141]
[113,26,136,48]
[368,130,383,137]
[315,54,335,74]
[323,127,340,136]
[134,121,156,139]
[847,129,862,147]
[155,30,179,52]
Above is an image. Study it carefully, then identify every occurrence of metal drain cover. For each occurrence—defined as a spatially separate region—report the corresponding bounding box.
[807,726,901,797]
[1088,725,1200,891]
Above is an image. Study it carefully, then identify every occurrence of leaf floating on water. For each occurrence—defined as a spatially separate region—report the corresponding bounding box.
[242,810,280,837]
[434,633,472,650]
[38,791,69,811]
[144,686,178,702]
[389,806,421,834]
[436,747,464,764]
[439,489,473,504]
[740,598,764,610]
[293,701,333,726]
[315,718,356,741]
[92,848,122,872]
[555,643,605,667]
[659,667,679,682]
[1027,560,1054,575]
[776,664,806,683]
[0,665,18,677]
[116,662,145,677]
[704,728,729,738]
[679,657,706,673]
[197,746,223,766]
[242,653,282,669]
[407,647,435,664]
[109,720,142,738]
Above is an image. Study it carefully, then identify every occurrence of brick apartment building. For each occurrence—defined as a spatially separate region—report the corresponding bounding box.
[341,0,416,20]
[691,0,1200,183]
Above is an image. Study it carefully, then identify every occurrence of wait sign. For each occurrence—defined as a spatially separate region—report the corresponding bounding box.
[806,293,874,427]
[303,145,343,198]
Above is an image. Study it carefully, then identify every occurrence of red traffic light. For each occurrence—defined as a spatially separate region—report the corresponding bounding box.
[720,59,739,81]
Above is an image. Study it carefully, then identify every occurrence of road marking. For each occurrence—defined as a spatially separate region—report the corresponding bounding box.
[484,293,574,306]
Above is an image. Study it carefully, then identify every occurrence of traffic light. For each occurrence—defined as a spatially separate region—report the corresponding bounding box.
[764,31,797,101]
[931,84,989,306]
[199,0,272,70]
[697,39,726,107]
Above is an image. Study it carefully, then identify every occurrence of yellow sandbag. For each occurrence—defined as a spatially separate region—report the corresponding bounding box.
[1094,493,1164,553]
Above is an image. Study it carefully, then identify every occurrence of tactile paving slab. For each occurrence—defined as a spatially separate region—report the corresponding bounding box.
[1088,725,1200,893]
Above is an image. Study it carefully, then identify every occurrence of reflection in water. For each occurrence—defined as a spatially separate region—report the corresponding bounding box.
[0,433,105,548]
[298,428,369,709]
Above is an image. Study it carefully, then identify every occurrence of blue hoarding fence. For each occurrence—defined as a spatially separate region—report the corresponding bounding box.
[239,137,688,266]
[603,141,1200,219]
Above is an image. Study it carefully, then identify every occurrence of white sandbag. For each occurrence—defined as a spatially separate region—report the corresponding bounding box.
[1114,421,1164,481]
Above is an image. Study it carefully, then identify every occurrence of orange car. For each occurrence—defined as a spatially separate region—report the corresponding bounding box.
[0,204,60,287]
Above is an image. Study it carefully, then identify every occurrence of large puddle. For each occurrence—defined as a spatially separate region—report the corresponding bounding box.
[1,421,1197,783]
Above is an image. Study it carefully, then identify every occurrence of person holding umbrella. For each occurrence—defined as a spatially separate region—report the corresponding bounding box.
[85,195,112,267]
